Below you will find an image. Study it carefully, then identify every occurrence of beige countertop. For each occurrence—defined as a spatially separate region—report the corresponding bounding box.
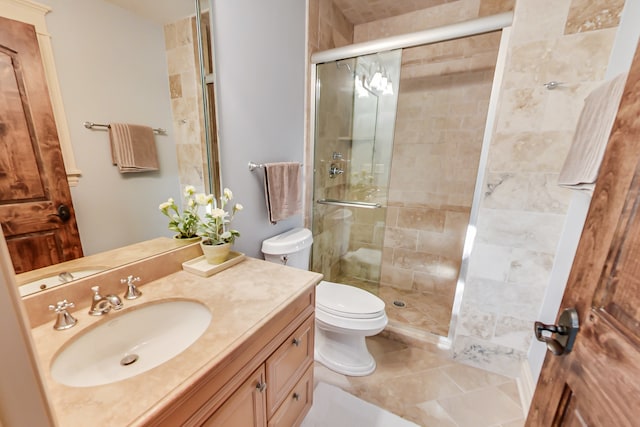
[30,257,322,426]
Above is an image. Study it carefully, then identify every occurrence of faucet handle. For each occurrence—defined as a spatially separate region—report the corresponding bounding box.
[121,275,142,300]
[48,300,77,330]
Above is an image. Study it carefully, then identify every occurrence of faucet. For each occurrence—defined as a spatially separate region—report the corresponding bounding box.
[121,275,142,300]
[48,300,77,330]
[88,285,123,316]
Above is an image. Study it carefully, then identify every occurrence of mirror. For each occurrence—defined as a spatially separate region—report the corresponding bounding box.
[2,0,220,294]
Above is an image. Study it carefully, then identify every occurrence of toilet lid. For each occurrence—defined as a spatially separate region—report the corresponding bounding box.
[316,281,385,319]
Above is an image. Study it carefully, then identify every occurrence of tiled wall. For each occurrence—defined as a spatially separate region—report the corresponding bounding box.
[353,1,503,329]
[454,0,624,376]
[164,17,208,193]
[307,0,355,277]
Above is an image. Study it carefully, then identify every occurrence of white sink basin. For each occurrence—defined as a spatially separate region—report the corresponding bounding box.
[50,300,211,387]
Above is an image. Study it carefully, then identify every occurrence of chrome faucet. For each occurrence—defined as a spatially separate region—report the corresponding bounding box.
[88,285,123,316]
[48,300,77,330]
[121,275,142,300]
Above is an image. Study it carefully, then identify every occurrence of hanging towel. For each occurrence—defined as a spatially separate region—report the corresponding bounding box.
[558,73,628,191]
[108,123,159,173]
[263,162,302,224]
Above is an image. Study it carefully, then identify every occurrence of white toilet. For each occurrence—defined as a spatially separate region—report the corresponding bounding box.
[262,227,388,376]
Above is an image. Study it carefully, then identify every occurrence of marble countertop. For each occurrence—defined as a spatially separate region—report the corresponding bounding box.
[30,257,322,426]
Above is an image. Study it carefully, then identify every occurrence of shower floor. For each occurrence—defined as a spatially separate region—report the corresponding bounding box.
[334,274,454,337]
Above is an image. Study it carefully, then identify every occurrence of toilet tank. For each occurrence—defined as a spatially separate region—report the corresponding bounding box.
[261,228,313,270]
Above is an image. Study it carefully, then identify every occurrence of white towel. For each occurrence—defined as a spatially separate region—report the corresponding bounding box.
[558,73,628,191]
[263,162,302,224]
[108,123,159,173]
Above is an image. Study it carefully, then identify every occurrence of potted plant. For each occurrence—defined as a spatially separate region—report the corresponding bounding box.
[158,185,201,243]
[197,188,243,264]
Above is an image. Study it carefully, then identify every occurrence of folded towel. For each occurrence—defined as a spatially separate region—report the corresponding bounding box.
[558,73,628,191]
[108,123,159,173]
[263,162,302,224]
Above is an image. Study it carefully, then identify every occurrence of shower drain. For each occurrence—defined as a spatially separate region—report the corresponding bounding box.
[393,300,406,308]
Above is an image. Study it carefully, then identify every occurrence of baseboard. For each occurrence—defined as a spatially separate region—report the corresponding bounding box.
[516,359,535,418]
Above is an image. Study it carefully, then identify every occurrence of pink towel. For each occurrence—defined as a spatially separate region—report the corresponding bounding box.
[108,123,159,173]
[263,162,302,224]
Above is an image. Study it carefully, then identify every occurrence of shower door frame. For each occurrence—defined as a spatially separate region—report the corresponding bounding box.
[308,15,513,349]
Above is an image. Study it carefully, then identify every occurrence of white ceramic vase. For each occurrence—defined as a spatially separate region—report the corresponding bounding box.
[200,241,231,265]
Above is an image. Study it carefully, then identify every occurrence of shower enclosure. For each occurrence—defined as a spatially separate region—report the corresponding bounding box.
[312,50,402,296]
[310,16,508,340]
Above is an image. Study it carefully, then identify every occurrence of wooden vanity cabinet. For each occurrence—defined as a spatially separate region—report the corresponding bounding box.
[146,287,315,427]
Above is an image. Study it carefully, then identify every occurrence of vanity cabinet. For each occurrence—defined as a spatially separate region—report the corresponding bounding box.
[146,287,315,427]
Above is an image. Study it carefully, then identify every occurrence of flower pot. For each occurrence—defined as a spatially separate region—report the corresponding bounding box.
[173,235,201,245]
[200,241,231,265]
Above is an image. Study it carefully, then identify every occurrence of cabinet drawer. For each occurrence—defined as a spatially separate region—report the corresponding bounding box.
[200,365,266,427]
[266,315,314,417]
[267,364,313,427]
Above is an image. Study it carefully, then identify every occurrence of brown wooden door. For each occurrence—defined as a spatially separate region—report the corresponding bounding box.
[527,42,640,426]
[0,16,82,273]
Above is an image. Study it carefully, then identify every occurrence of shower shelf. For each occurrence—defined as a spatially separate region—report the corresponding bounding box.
[316,199,382,209]
[337,136,374,142]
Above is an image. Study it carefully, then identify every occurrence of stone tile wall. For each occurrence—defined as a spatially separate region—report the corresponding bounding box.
[454,0,623,376]
[164,16,208,193]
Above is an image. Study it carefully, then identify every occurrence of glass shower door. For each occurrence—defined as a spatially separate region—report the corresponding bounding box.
[311,50,402,294]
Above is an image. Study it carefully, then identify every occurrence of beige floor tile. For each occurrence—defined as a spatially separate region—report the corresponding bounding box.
[350,369,463,415]
[437,387,524,427]
[440,362,512,392]
[497,381,523,409]
[412,400,459,427]
[500,418,526,427]
[313,335,526,427]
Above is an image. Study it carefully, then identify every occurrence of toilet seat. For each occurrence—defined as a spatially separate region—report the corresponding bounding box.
[316,281,385,319]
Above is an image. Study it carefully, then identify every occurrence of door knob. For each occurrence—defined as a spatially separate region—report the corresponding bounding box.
[535,308,579,356]
[49,204,71,222]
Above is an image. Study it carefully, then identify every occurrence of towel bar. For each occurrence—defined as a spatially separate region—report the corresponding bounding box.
[249,161,302,171]
[84,121,167,135]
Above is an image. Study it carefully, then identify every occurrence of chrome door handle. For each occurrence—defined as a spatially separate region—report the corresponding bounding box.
[535,308,579,356]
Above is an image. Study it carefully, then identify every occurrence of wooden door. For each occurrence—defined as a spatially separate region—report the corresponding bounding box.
[0,16,82,273]
[527,42,640,425]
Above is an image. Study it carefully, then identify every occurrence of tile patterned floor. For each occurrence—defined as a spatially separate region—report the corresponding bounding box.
[314,335,526,427]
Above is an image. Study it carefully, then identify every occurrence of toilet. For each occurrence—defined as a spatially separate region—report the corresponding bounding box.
[262,227,388,376]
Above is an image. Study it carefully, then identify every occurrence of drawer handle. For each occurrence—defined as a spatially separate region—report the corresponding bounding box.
[292,338,301,347]
[293,392,300,401]
[256,382,267,393]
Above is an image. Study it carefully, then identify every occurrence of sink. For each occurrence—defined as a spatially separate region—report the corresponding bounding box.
[19,269,105,297]
[50,300,212,387]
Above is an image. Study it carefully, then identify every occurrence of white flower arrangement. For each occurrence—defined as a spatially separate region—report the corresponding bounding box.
[159,186,242,245]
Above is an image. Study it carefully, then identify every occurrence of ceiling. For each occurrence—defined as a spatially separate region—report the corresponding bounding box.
[104,0,458,27]
[332,0,456,25]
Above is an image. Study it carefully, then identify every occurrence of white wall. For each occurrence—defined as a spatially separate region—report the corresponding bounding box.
[211,0,306,258]
[528,0,640,383]
[41,0,181,256]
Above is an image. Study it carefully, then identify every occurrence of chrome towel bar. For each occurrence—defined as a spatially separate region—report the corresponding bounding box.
[316,199,382,209]
[83,121,167,135]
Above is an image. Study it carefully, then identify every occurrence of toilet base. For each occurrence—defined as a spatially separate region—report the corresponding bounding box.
[314,326,377,376]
